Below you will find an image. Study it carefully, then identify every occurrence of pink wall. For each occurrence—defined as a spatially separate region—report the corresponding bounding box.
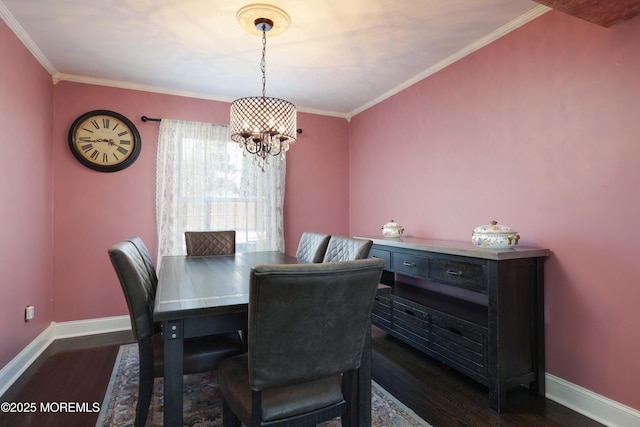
[349,11,640,410]
[4,5,640,415]
[0,21,54,367]
[284,114,351,251]
[51,82,350,322]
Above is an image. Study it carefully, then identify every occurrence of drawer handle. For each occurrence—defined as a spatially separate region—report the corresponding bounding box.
[404,309,416,317]
[446,269,463,276]
[450,327,462,336]
[402,261,416,267]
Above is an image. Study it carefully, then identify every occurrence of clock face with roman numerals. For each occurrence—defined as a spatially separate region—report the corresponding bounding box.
[68,110,141,172]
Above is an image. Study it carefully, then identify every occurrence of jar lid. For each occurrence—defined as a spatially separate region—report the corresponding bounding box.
[473,220,517,235]
[383,219,402,228]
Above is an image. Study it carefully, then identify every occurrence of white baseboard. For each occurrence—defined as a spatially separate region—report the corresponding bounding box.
[0,326,55,398]
[546,373,640,427]
[2,316,640,427]
[52,315,131,339]
[0,315,131,398]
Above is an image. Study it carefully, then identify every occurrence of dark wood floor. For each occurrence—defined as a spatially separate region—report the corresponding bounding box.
[0,331,134,427]
[370,327,603,427]
[0,328,603,427]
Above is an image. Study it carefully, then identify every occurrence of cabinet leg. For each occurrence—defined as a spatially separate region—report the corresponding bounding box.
[488,380,507,413]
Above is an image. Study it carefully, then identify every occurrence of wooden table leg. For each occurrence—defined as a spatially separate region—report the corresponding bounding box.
[163,319,184,427]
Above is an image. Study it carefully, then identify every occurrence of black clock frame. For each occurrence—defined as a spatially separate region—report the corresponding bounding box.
[68,110,142,172]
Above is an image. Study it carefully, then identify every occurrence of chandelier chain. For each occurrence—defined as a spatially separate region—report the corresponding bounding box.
[260,25,267,98]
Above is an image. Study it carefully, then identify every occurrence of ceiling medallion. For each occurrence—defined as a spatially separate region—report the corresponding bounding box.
[236,4,291,37]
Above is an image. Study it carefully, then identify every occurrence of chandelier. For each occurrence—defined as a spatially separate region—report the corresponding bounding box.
[230,5,297,169]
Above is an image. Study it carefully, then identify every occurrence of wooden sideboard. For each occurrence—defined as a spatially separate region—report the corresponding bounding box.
[358,236,550,412]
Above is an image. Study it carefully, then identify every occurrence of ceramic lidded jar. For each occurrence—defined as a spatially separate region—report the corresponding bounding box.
[382,220,404,238]
[471,221,520,249]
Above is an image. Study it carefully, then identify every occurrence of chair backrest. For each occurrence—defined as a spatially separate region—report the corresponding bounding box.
[322,236,373,262]
[295,232,331,263]
[185,230,236,256]
[125,236,158,287]
[247,258,385,390]
[108,240,156,342]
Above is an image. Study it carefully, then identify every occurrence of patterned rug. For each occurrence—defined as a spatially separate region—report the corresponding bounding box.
[96,343,431,427]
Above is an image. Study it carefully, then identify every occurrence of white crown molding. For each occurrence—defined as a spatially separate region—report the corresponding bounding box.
[54,72,349,119]
[348,4,553,118]
[2,0,545,121]
[56,72,238,103]
[0,1,57,75]
[2,0,544,120]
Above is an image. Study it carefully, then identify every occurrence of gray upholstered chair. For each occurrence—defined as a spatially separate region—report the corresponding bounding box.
[218,258,385,427]
[185,230,236,256]
[322,236,373,262]
[108,240,244,427]
[125,236,157,287]
[295,232,331,263]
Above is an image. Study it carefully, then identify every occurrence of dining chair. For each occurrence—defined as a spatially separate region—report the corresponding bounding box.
[125,236,157,288]
[295,231,331,263]
[322,236,373,262]
[185,230,236,256]
[108,240,244,427]
[218,258,385,427]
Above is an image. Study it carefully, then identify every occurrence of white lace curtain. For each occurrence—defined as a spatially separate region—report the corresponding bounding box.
[155,119,285,262]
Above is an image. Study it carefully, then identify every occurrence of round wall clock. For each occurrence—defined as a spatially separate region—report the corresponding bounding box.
[68,110,141,172]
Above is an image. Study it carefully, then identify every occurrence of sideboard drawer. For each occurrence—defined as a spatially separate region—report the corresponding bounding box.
[372,285,392,331]
[392,252,429,278]
[372,294,392,320]
[431,313,485,352]
[429,258,486,292]
[431,312,487,378]
[391,298,430,351]
[369,248,391,269]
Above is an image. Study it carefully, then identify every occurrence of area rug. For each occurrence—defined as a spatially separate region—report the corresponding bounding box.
[96,343,431,427]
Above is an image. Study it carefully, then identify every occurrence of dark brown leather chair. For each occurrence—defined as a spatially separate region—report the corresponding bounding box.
[108,240,244,427]
[322,236,373,262]
[295,232,331,263]
[185,230,236,256]
[218,258,385,427]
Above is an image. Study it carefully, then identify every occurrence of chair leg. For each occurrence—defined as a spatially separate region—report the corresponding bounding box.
[341,369,359,427]
[241,329,248,352]
[251,390,263,427]
[222,398,241,427]
[135,339,155,427]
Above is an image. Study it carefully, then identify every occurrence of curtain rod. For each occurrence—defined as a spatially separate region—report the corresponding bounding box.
[140,115,302,134]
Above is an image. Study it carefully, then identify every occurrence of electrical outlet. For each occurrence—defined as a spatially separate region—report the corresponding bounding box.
[25,305,35,322]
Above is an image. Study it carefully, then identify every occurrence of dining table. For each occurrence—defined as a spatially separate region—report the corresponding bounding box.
[153,251,373,427]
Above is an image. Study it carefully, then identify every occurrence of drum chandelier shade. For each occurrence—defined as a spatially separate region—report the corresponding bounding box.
[231,5,297,169]
[230,95,297,157]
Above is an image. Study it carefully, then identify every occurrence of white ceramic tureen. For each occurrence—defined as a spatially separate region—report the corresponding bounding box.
[471,221,520,249]
[382,220,404,239]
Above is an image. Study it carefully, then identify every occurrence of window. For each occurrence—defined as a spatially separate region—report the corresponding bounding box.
[156,119,285,260]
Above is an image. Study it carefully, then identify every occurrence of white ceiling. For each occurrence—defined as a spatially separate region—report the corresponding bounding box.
[0,0,550,118]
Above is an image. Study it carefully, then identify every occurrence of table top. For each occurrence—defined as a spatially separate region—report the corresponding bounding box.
[154,251,299,322]
[356,236,550,261]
